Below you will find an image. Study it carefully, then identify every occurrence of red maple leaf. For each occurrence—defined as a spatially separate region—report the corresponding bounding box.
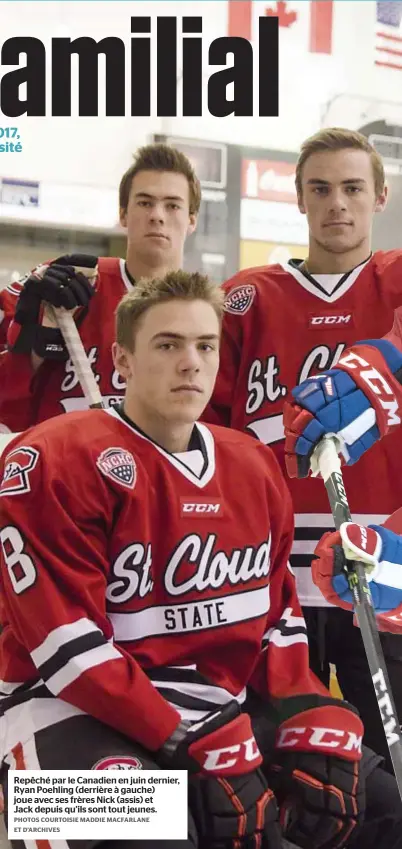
[265,1,297,28]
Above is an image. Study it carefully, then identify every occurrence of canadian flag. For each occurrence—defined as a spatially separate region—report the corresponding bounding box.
[228,0,333,54]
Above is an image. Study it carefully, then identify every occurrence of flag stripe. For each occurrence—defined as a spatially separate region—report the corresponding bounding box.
[377,45,402,57]
[309,1,333,54]
[375,59,402,70]
[227,0,252,40]
[376,29,402,44]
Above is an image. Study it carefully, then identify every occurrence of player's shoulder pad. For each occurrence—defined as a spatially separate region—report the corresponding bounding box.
[207,422,281,471]
[0,441,41,498]
[222,264,284,317]
[79,408,142,494]
[203,421,259,447]
[2,278,25,300]
[384,506,402,535]
[97,256,122,277]
[0,410,143,498]
[372,248,402,274]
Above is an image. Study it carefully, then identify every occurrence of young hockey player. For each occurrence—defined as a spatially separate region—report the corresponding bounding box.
[204,128,402,768]
[284,301,402,631]
[1,270,398,849]
[0,143,200,432]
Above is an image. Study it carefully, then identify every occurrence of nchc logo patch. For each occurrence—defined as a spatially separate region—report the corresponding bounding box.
[0,447,40,497]
[92,756,143,770]
[96,447,137,490]
[224,284,256,316]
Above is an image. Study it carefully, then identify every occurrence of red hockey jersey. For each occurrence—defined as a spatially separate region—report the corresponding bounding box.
[0,257,132,433]
[0,408,326,755]
[0,279,23,352]
[204,252,402,607]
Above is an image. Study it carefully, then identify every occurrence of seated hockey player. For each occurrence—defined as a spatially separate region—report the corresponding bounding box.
[0,270,401,849]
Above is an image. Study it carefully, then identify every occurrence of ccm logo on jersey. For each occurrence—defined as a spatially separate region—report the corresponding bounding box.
[180,499,222,517]
[96,447,137,490]
[339,350,401,427]
[309,313,353,329]
[0,447,39,497]
[224,284,256,315]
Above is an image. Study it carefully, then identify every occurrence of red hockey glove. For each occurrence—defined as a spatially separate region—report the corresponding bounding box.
[313,521,402,632]
[161,701,282,849]
[267,695,365,849]
[8,254,98,359]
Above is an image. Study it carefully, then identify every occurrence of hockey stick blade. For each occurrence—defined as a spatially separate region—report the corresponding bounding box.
[51,307,105,409]
[314,436,402,799]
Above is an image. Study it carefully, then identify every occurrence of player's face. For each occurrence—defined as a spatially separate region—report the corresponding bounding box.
[120,170,197,266]
[115,299,220,426]
[298,149,387,254]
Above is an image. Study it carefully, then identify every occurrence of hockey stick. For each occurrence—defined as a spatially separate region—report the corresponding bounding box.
[33,258,105,410]
[313,436,402,799]
[50,307,105,409]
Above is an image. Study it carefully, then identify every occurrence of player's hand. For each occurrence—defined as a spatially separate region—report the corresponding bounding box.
[313,522,402,632]
[22,253,97,310]
[8,254,98,359]
[283,339,402,478]
[267,695,365,849]
[161,701,283,849]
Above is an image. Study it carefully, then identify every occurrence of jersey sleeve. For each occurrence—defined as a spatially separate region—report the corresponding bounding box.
[0,436,181,751]
[0,282,22,351]
[385,305,402,353]
[0,292,6,351]
[0,280,36,433]
[0,349,36,432]
[248,444,329,701]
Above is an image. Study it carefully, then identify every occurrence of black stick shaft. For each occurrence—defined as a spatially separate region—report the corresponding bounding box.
[315,438,402,799]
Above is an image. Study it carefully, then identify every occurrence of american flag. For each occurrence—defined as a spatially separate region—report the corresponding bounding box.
[375,1,402,71]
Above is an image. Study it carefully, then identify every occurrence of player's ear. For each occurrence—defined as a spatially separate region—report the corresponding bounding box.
[188,212,197,235]
[297,193,306,214]
[374,184,388,213]
[112,342,132,379]
[119,207,128,228]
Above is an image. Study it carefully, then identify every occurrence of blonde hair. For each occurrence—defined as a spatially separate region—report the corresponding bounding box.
[116,270,224,350]
[295,127,385,198]
[119,143,201,216]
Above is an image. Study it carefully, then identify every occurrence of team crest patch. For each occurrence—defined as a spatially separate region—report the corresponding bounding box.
[92,756,143,770]
[224,284,256,315]
[0,447,39,497]
[96,447,136,490]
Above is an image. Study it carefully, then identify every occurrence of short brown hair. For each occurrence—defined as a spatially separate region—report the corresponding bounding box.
[295,127,385,198]
[119,143,202,216]
[116,270,224,350]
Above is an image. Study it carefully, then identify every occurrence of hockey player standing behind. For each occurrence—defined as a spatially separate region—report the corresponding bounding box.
[284,297,402,634]
[203,128,402,771]
[1,270,401,849]
[0,143,200,433]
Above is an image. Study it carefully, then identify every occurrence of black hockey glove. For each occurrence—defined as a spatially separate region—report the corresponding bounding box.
[160,701,282,849]
[266,694,365,849]
[8,254,98,359]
